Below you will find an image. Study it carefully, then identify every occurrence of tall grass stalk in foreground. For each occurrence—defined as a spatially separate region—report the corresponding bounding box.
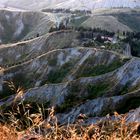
[0,105,140,140]
[0,81,140,140]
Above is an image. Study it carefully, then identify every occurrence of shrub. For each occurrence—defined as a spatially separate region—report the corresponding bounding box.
[87,83,110,98]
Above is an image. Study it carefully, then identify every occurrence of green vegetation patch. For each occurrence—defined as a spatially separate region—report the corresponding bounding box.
[48,57,57,66]
[116,97,140,114]
[131,40,140,57]
[86,82,110,99]
[56,81,110,113]
[55,93,80,113]
[41,62,72,85]
[76,57,128,78]
[119,81,140,95]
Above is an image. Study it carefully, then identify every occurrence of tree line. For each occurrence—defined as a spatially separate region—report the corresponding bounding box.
[42,8,92,14]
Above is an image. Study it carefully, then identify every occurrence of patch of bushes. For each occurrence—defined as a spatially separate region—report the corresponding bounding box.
[119,82,131,95]
[116,97,140,114]
[70,83,81,93]
[76,58,128,78]
[56,82,84,112]
[41,62,72,85]
[108,43,122,50]
[130,40,140,57]
[56,82,110,113]
[87,82,110,99]
[48,58,57,66]
[83,40,96,47]
[55,93,80,113]
[47,62,72,83]
[119,81,140,95]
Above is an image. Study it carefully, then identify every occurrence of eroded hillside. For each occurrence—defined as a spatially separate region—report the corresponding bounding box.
[0,28,140,126]
[0,5,139,137]
[0,9,55,44]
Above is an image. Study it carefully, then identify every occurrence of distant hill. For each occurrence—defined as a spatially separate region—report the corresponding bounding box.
[0,0,140,11]
[0,9,55,43]
[81,8,140,32]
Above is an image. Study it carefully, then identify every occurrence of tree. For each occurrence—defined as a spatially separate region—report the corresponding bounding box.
[36,33,39,37]
[123,31,126,36]
[49,27,57,33]
[59,22,66,30]
[96,35,104,43]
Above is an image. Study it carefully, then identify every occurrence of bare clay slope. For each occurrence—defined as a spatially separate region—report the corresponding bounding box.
[0,9,55,44]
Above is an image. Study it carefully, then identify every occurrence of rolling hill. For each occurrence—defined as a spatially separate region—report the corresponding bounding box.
[0,0,140,11]
[0,0,140,138]
[81,8,140,32]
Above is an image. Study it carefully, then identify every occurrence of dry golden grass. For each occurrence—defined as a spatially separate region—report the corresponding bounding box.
[0,124,17,140]
[0,107,140,140]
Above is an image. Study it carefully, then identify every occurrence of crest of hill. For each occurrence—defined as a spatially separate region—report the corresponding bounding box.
[0,0,140,11]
